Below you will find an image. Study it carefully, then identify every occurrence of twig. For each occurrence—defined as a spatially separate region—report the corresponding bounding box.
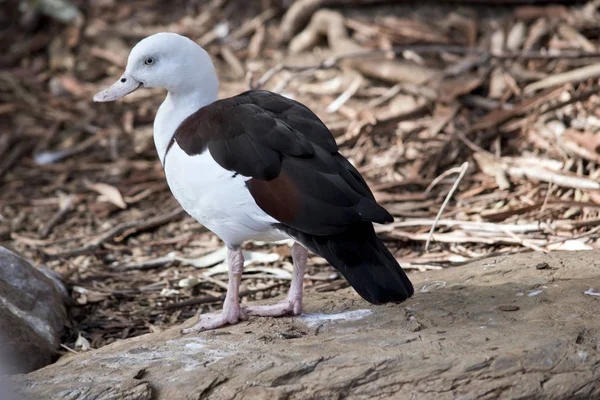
[200,275,230,290]
[117,254,177,271]
[377,218,579,234]
[425,162,469,252]
[482,200,600,222]
[399,262,444,272]
[253,57,341,89]
[394,230,549,246]
[33,128,111,165]
[425,165,464,195]
[477,154,600,190]
[279,0,586,41]
[254,46,600,89]
[0,141,31,180]
[312,279,349,293]
[90,47,126,68]
[361,84,402,110]
[548,224,600,246]
[220,46,245,78]
[327,74,363,113]
[540,181,554,214]
[524,63,600,93]
[38,195,75,238]
[446,224,600,268]
[163,282,288,310]
[500,228,547,252]
[60,343,79,354]
[115,209,185,240]
[46,208,185,259]
[229,8,278,41]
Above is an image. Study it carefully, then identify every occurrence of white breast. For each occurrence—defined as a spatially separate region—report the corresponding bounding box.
[153,91,288,247]
[163,142,288,247]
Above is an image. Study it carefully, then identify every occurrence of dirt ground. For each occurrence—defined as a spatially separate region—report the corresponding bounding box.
[3,0,600,358]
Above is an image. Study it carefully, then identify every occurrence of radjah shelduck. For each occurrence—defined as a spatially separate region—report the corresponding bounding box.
[94,32,414,333]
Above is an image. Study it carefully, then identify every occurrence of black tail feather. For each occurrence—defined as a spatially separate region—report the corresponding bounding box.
[280,223,414,304]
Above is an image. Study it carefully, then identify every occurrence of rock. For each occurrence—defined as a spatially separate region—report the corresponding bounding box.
[0,343,22,400]
[12,250,600,399]
[0,246,68,373]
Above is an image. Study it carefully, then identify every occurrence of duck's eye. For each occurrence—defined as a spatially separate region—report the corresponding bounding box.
[144,57,155,65]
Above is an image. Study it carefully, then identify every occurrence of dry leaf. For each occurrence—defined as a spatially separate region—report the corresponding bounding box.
[178,276,200,288]
[506,21,526,51]
[177,247,227,268]
[437,73,484,103]
[588,190,600,204]
[178,246,281,270]
[74,333,91,351]
[489,67,506,99]
[560,129,600,163]
[244,266,293,279]
[547,240,593,251]
[86,182,127,209]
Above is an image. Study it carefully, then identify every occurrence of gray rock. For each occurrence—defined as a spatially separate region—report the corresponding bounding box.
[0,246,68,373]
[11,250,600,399]
[0,337,25,400]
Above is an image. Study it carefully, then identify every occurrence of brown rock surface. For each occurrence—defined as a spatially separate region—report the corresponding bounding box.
[12,250,600,399]
[0,246,68,374]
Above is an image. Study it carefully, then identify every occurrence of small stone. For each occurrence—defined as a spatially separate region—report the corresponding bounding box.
[277,332,302,340]
[133,368,146,380]
[276,327,306,340]
[498,305,520,312]
[535,262,550,270]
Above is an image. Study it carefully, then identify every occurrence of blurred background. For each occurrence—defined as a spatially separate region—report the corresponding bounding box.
[2,0,600,351]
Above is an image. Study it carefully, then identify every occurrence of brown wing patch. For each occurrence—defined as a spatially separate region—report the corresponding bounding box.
[247,172,302,225]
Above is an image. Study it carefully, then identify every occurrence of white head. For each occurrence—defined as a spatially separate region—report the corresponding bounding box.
[93,32,218,102]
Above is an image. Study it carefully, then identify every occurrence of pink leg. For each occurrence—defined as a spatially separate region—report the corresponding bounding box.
[244,242,308,317]
[181,247,248,334]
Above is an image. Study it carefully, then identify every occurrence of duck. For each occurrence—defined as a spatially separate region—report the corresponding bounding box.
[94,32,413,333]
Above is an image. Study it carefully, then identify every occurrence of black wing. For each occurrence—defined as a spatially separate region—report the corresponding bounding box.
[172,89,392,236]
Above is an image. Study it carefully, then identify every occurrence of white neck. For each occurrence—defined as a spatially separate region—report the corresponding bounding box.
[153,88,217,165]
